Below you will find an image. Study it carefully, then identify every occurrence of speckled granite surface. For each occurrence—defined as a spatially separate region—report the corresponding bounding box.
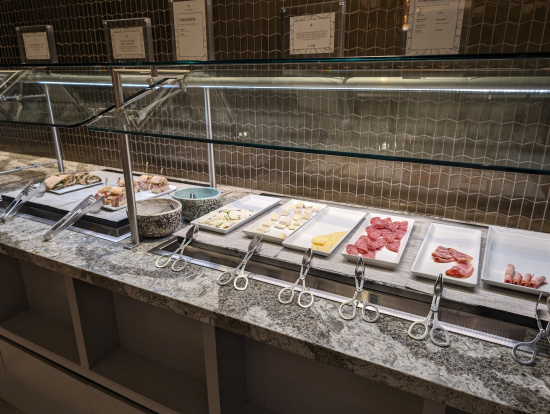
[1,152,549,414]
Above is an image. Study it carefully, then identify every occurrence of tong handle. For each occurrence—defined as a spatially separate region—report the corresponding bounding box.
[513,333,541,365]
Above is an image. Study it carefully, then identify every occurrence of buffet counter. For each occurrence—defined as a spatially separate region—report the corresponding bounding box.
[0,151,548,414]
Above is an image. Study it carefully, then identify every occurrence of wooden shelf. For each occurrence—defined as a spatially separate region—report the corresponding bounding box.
[92,347,208,414]
[0,309,80,364]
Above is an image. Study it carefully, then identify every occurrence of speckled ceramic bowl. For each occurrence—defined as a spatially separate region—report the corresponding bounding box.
[135,199,182,238]
[173,187,222,222]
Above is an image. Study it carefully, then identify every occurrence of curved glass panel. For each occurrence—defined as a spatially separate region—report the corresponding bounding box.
[88,58,550,174]
[0,68,165,128]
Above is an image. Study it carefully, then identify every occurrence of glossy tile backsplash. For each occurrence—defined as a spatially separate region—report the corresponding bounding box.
[0,0,548,232]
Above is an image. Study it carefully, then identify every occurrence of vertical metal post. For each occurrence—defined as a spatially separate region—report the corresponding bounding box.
[338,1,346,57]
[44,84,65,172]
[203,88,216,188]
[111,68,140,249]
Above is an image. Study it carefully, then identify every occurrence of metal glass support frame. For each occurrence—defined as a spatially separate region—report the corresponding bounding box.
[203,88,216,188]
[43,83,65,173]
[111,68,141,249]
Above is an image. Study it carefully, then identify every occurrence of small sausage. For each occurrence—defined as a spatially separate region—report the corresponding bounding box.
[513,272,523,285]
[504,264,515,284]
[529,275,546,289]
[520,273,533,287]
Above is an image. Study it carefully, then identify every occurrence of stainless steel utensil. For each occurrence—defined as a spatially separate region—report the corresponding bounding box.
[160,202,177,213]
[0,181,47,223]
[43,195,104,241]
[278,248,315,308]
[513,293,550,365]
[408,274,450,347]
[217,235,263,290]
[155,224,199,271]
[338,257,380,322]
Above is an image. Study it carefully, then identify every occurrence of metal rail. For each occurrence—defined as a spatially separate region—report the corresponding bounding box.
[0,161,57,175]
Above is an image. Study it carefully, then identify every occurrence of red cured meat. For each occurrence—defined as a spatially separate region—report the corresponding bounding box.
[386,240,401,252]
[383,232,396,244]
[398,221,408,230]
[370,217,384,229]
[432,246,454,261]
[346,244,360,256]
[386,221,400,232]
[365,225,377,233]
[448,248,473,264]
[367,237,386,251]
[395,228,407,240]
[445,263,474,278]
[355,236,370,254]
[361,250,376,259]
[367,228,381,240]
[504,264,515,284]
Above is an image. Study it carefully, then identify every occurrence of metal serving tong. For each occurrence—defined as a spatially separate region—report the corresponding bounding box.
[217,235,263,290]
[408,274,450,347]
[339,257,380,322]
[0,181,46,223]
[155,224,199,272]
[43,195,104,241]
[278,248,315,308]
[513,293,550,365]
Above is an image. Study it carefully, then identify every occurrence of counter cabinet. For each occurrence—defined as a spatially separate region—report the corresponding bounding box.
[0,252,450,414]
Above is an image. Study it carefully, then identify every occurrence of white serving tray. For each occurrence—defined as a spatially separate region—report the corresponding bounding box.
[481,226,550,295]
[341,213,415,269]
[282,207,366,256]
[411,223,481,287]
[242,199,326,243]
[191,194,281,234]
[102,185,177,211]
[48,180,105,194]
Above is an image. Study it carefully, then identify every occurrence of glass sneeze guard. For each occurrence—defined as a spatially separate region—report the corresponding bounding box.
[87,56,550,176]
[0,68,166,128]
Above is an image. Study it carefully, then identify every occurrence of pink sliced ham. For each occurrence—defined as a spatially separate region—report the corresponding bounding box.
[529,276,546,289]
[512,272,522,285]
[445,263,474,278]
[520,273,533,287]
[504,264,515,284]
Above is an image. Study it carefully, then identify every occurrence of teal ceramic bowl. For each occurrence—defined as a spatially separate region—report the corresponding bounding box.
[173,187,222,221]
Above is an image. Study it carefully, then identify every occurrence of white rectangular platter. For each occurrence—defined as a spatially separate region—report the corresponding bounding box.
[411,223,481,287]
[191,195,281,234]
[102,185,177,211]
[242,199,326,243]
[47,180,105,194]
[341,213,415,269]
[282,207,366,256]
[481,226,550,295]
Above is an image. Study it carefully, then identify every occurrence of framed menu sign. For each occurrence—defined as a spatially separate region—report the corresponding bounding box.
[103,18,154,63]
[405,0,465,55]
[16,25,58,64]
[281,1,346,58]
[170,0,208,60]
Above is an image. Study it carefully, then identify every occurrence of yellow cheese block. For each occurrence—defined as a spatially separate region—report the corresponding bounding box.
[311,231,347,252]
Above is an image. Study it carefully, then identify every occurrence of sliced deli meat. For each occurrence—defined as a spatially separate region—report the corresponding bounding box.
[448,248,473,264]
[529,276,546,288]
[346,244,360,255]
[445,263,474,278]
[504,264,515,284]
[386,240,401,253]
[512,272,523,285]
[520,273,533,287]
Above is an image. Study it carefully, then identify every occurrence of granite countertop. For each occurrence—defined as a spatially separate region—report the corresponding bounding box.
[0,151,549,414]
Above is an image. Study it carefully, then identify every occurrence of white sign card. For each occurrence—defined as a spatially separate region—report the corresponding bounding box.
[290,12,335,55]
[110,27,146,60]
[173,0,208,60]
[22,32,51,60]
[405,0,465,55]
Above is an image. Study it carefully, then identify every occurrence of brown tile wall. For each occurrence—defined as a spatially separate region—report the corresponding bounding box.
[0,0,548,232]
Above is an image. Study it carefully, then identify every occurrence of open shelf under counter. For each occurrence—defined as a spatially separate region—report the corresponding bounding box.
[0,253,81,365]
[0,309,80,364]
[73,279,209,414]
[92,347,208,414]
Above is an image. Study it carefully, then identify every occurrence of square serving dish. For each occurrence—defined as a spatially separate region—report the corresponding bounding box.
[480,226,550,295]
[191,194,281,234]
[341,213,415,268]
[411,223,481,287]
[282,207,366,256]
